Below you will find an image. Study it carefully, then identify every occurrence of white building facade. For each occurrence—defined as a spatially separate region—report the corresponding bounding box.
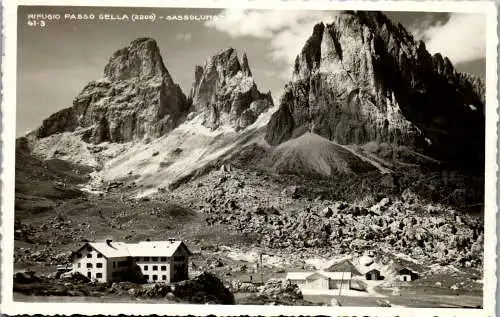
[71,240,191,283]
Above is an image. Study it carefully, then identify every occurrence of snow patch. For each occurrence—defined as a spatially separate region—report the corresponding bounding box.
[244,105,278,131]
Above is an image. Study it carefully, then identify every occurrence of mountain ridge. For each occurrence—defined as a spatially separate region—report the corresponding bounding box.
[18,11,486,193]
[265,11,485,169]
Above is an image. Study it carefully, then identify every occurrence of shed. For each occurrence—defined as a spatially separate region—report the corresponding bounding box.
[396,267,418,281]
[325,259,362,276]
[365,268,381,280]
[286,271,351,290]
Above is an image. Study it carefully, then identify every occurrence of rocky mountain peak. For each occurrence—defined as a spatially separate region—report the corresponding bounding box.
[189,48,273,130]
[103,37,173,83]
[33,38,188,144]
[266,10,485,168]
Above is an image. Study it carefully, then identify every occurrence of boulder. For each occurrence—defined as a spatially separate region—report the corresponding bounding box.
[321,206,334,218]
[258,279,303,301]
[377,299,392,307]
[60,272,90,283]
[173,272,234,304]
[13,271,41,284]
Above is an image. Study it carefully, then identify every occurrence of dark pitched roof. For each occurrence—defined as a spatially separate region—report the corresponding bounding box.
[325,259,362,276]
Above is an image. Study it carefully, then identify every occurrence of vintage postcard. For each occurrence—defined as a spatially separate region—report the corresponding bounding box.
[1,0,497,316]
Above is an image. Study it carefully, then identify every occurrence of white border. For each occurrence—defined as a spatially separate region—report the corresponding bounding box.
[1,1,497,316]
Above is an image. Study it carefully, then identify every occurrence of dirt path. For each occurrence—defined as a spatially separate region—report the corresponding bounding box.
[335,142,394,174]
[364,281,388,298]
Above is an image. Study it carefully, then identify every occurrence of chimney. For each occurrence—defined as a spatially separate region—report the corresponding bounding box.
[105,239,112,246]
[146,238,151,242]
[168,238,176,243]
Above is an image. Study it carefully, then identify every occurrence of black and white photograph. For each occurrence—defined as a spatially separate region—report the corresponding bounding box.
[1,1,497,315]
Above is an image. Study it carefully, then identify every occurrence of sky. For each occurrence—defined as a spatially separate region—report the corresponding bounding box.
[16,6,487,136]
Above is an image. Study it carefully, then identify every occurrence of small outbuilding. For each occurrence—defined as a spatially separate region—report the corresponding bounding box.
[365,268,381,280]
[396,267,419,282]
[286,271,352,290]
[325,259,362,276]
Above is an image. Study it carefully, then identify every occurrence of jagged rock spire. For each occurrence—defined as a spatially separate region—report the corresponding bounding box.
[189,48,273,130]
[240,52,252,77]
[104,38,173,83]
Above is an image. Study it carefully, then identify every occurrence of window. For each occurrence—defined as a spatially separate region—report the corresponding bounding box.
[161,266,167,271]
[134,257,140,261]
[86,263,93,268]
[96,273,102,278]
[161,257,167,262]
[78,263,81,268]
[144,265,148,271]
[77,253,82,258]
[153,275,158,281]
[87,247,92,252]
[153,265,158,271]
[96,263,103,268]
[174,256,185,261]
[87,253,92,258]
[143,257,150,262]
[144,275,149,280]
[87,272,91,278]
[97,253,103,258]
[162,275,167,281]
[152,257,158,261]
[118,261,127,267]
[113,262,116,268]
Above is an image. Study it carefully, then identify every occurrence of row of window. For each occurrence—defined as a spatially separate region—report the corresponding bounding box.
[77,262,103,269]
[141,265,167,271]
[83,271,179,282]
[135,257,168,262]
[76,254,186,261]
[144,274,167,281]
[76,253,103,259]
[133,256,186,262]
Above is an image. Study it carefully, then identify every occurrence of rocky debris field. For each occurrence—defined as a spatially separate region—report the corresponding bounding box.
[237,278,315,306]
[14,270,234,304]
[172,166,484,270]
[14,269,320,305]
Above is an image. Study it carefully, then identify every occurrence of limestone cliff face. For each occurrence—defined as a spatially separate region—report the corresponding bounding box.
[34,38,189,143]
[266,11,485,166]
[189,48,273,130]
